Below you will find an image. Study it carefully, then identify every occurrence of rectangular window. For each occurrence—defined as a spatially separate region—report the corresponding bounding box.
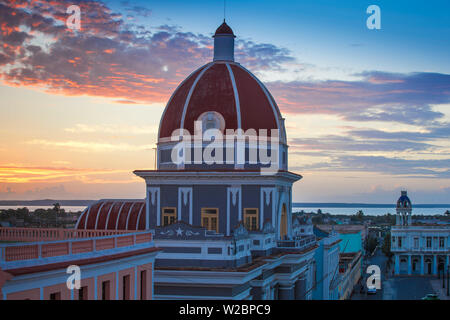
[439,237,445,248]
[398,237,402,248]
[102,281,110,300]
[78,286,88,300]
[49,292,61,300]
[414,237,419,248]
[243,208,259,231]
[140,270,147,300]
[426,237,432,248]
[201,208,219,233]
[162,207,177,226]
[122,275,130,300]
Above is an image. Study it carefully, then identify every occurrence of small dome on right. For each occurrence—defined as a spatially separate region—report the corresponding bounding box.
[397,190,412,209]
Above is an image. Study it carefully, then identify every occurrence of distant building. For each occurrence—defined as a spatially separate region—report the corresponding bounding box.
[312,226,341,300]
[338,251,362,300]
[315,224,363,299]
[316,224,366,255]
[391,190,450,276]
[332,217,351,225]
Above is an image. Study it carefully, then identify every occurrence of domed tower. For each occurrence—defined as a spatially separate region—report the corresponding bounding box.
[135,21,300,240]
[396,190,412,226]
[157,21,287,172]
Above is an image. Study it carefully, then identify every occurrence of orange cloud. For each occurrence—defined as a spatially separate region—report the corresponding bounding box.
[0,164,130,184]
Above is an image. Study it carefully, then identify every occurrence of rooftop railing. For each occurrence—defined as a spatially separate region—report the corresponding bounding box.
[0,230,152,264]
[392,225,450,230]
[392,246,449,252]
[276,235,316,250]
[0,227,135,243]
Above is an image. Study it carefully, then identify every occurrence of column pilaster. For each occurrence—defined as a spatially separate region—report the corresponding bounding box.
[278,283,295,300]
[394,254,400,275]
[420,254,424,275]
[407,255,412,275]
[433,255,438,275]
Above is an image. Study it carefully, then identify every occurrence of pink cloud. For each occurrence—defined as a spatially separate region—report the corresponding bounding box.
[0,0,293,105]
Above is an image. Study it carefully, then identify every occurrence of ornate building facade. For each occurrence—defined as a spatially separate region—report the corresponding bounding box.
[73,21,319,300]
[391,190,450,276]
[0,228,159,300]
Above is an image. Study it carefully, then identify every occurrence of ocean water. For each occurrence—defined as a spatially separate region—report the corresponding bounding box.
[0,205,86,212]
[293,206,449,216]
[0,205,449,216]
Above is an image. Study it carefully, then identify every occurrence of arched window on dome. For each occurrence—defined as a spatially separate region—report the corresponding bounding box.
[198,111,225,134]
[205,113,217,130]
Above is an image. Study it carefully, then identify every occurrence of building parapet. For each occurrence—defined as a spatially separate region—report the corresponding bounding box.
[0,230,153,267]
[392,226,450,231]
[276,235,316,251]
[0,227,136,243]
[323,233,340,247]
[391,248,449,253]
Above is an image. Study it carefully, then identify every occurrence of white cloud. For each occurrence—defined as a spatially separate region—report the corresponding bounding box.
[27,139,155,152]
[64,123,158,135]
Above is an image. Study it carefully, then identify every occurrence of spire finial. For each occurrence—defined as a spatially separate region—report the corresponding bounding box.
[224,0,226,22]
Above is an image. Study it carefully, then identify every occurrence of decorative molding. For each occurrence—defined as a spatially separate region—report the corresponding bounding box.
[160,230,175,236]
[227,186,241,236]
[263,189,272,206]
[178,187,193,224]
[233,223,248,240]
[262,221,275,234]
[148,188,159,206]
[186,230,200,237]
[148,187,160,227]
[230,188,239,206]
[154,221,223,240]
[261,187,276,230]
[182,189,190,206]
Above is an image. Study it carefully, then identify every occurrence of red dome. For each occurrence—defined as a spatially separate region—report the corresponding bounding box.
[158,61,283,140]
[75,200,146,230]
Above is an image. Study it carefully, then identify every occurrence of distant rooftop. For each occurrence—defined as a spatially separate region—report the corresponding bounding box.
[316,224,366,234]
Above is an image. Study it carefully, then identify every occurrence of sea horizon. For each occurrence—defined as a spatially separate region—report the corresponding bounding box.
[0,200,449,216]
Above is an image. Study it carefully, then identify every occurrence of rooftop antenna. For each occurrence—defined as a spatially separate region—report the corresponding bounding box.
[224,0,226,21]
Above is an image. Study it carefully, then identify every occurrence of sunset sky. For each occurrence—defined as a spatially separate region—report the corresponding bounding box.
[0,0,449,203]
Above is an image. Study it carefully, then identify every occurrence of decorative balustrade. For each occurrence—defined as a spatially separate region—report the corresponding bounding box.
[277,235,316,250]
[392,225,450,230]
[0,227,134,242]
[392,246,449,253]
[0,231,153,263]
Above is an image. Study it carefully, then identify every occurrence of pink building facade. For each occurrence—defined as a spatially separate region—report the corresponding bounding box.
[0,228,159,300]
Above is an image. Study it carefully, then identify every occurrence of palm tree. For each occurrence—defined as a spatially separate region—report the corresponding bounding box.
[52,203,61,227]
[355,210,364,222]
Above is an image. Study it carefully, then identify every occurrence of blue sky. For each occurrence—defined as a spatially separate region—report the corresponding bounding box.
[0,0,449,203]
[111,0,450,76]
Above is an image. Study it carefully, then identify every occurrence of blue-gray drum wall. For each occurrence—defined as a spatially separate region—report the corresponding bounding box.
[193,185,228,232]
[241,185,259,209]
[148,184,279,232]
[158,144,288,171]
